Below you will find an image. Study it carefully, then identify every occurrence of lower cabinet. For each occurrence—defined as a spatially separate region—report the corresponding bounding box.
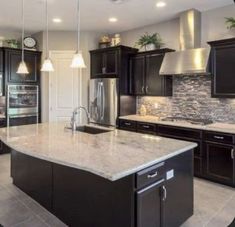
[203,142,235,186]
[137,179,164,227]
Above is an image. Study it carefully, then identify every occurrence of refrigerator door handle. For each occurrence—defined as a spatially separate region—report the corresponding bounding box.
[101,83,105,120]
[97,82,102,120]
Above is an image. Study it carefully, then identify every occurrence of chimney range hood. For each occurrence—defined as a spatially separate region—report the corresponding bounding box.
[160,9,211,76]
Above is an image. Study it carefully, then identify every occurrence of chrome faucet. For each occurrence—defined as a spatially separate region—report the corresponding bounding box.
[70,106,90,131]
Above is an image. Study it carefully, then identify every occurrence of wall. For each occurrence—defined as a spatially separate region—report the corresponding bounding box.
[120,4,235,123]
[33,31,101,122]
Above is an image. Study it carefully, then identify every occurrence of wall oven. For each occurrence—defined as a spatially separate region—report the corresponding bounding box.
[7,85,39,126]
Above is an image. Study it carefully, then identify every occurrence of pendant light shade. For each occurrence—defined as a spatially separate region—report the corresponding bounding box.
[17,0,29,75]
[41,58,54,72]
[17,61,29,74]
[71,51,86,68]
[71,0,86,69]
[41,0,54,72]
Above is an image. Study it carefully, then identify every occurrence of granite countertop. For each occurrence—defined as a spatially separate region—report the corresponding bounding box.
[119,115,235,134]
[0,122,196,181]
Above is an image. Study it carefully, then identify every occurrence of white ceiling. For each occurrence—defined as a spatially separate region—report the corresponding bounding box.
[0,0,233,34]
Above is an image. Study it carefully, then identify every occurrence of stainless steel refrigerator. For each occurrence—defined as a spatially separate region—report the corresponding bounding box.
[89,78,118,126]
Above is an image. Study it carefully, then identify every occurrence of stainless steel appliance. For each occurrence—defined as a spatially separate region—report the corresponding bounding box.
[7,85,39,126]
[0,73,3,96]
[89,78,118,126]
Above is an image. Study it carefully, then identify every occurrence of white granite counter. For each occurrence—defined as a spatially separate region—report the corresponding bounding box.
[0,122,196,181]
[119,115,235,134]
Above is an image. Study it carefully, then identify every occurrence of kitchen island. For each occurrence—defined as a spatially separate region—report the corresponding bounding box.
[0,122,197,227]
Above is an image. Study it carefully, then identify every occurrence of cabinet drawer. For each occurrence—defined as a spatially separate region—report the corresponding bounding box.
[204,131,234,144]
[158,125,202,139]
[136,162,165,189]
[119,119,137,131]
[137,122,156,134]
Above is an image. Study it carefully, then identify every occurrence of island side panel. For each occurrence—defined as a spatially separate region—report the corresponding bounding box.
[11,150,53,211]
[52,163,135,227]
[164,149,194,227]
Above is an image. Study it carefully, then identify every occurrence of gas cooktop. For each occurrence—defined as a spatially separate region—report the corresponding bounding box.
[161,117,213,126]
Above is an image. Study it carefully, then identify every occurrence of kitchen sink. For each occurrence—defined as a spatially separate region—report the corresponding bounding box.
[66,125,112,134]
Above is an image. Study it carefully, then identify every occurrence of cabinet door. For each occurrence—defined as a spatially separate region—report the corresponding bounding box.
[6,50,40,83]
[130,55,145,95]
[104,50,118,75]
[204,142,235,185]
[136,179,164,227]
[91,52,104,78]
[145,54,164,95]
[211,44,235,97]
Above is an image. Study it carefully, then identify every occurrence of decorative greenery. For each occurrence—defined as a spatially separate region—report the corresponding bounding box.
[225,17,235,29]
[5,39,20,48]
[135,32,164,49]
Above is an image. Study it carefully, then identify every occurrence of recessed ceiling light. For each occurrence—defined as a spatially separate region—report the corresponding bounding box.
[109,17,118,22]
[53,18,62,23]
[110,0,124,3]
[156,1,166,8]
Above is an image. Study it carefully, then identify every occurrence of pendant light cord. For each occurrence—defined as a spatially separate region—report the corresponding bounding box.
[21,0,25,62]
[77,0,80,52]
[46,0,49,59]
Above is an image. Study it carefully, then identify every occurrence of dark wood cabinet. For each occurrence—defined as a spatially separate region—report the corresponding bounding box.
[129,49,174,96]
[203,141,235,186]
[208,38,235,98]
[11,150,53,211]
[90,46,138,95]
[129,55,145,95]
[4,48,41,83]
[136,179,164,227]
[90,50,118,77]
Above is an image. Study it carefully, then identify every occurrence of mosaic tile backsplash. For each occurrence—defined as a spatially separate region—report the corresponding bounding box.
[137,75,235,123]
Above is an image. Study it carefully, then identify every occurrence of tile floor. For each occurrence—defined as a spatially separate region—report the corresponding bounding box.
[0,154,234,227]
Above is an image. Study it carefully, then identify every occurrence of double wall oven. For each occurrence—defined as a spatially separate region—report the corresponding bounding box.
[7,85,39,126]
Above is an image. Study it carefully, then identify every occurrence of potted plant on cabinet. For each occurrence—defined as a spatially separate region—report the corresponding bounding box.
[135,32,164,51]
[225,17,235,29]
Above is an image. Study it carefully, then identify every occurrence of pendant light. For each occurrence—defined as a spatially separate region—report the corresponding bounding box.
[41,0,54,72]
[17,0,29,74]
[71,0,86,68]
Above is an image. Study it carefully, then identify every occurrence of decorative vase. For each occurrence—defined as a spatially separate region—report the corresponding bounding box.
[145,43,156,51]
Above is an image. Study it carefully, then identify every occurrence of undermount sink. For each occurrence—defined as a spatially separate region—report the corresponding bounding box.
[67,125,112,134]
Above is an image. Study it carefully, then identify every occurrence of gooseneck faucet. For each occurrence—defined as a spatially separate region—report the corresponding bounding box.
[70,106,90,131]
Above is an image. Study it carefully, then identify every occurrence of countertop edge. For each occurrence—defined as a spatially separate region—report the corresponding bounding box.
[2,138,197,181]
[119,115,235,134]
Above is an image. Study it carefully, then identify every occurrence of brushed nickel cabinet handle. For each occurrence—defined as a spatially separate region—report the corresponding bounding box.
[147,171,158,179]
[143,125,150,129]
[142,86,145,93]
[162,185,167,201]
[214,136,224,140]
[124,122,131,126]
[146,86,149,93]
[231,149,234,159]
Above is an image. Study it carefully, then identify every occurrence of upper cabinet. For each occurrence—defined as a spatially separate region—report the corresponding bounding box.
[90,45,138,94]
[129,49,174,96]
[4,48,41,84]
[208,38,235,98]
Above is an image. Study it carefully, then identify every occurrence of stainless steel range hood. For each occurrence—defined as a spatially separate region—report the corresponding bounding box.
[160,9,211,76]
